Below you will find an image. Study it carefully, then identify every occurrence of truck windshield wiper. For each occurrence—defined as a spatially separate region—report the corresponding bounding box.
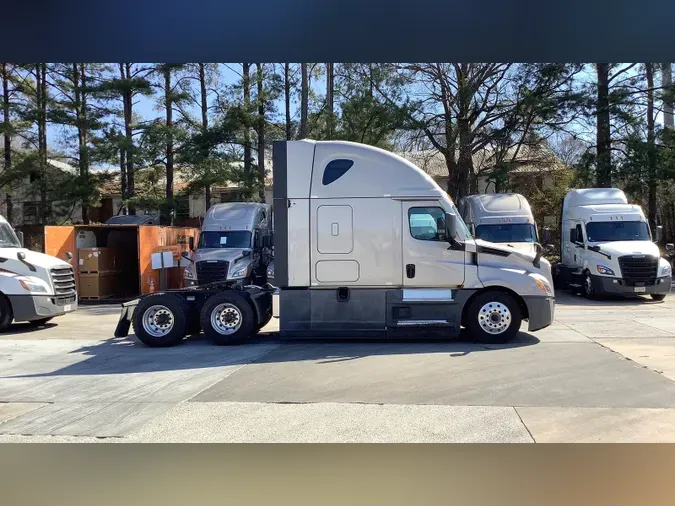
[588,245,611,259]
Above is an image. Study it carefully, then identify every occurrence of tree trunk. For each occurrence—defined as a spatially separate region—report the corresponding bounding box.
[123,63,135,214]
[117,65,127,205]
[326,63,334,138]
[1,63,13,224]
[199,63,211,210]
[242,63,252,197]
[299,63,308,139]
[596,63,612,187]
[456,118,473,200]
[284,63,292,140]
[256,63,266,202]
[36,64,49,224]
[663,63,674,129]
[646,63,657,234]
[74,63,90,224]
[164,66,174,225]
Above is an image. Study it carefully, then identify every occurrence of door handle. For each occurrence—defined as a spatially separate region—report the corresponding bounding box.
[406,264,415,279]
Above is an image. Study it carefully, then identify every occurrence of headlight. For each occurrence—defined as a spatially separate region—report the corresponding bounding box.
[596,265,615,276]
[19,279,48,293]
[534,277,553,296]
[230,265,249,278]
[183,268,194,279]
[661,262,672,277]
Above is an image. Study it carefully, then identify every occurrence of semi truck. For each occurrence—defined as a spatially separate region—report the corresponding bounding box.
[114,140,555,347]
[0,215,77,331]
[552,188,673,299]
[458,193,539,255]
[182,202,272,288]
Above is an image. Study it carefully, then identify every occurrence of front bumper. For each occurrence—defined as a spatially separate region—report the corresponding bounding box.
[592,275,672,296]
[8,294,78,323]
[522,295,555,332]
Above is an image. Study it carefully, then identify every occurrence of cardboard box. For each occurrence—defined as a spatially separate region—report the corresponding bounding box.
[78,247,117,273]
[79,273,116,299]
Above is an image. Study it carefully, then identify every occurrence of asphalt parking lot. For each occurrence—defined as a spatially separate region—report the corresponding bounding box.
[1,290,675,442]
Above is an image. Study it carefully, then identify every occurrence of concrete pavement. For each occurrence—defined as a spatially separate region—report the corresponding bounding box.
[1,291,675,442]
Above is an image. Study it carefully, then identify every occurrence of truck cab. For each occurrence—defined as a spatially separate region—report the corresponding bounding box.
[554,188,673,300]
[183,202,272,288]
[0,215,77,331]
[458,193,539,255]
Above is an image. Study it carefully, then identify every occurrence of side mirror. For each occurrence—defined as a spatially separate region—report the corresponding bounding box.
[188,236,195,251]
[445,213,457,242]
[545,244,554,252]
[66,252,73,261]
[242,250,252,258]
[181,251,194,263]
[656,225,664,243]
[666,243,675,252]
[16,231,24,247]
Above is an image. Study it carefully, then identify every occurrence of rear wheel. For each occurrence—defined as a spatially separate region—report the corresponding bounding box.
[651,293,667,301]
[200,291,256,345]
[465,291,522,344]
[132,293,189,347]
[0,295,13,332]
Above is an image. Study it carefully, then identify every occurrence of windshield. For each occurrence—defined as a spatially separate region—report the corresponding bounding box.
[198,231,252,249]
[475,223,537,243]
[585,221,650,242]
[0,222,22,248]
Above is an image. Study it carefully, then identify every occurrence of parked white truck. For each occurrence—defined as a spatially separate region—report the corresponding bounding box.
[114,140,555,347]
[0,215,77,331]
[552,188,673,299]
[458,193,539,255]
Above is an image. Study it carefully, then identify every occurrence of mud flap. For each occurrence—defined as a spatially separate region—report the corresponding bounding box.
[114,299,140,338]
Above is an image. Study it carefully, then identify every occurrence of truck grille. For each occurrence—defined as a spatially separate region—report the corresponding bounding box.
[196,260,229,285]
[618,255,658,285]
[50,266,76,295]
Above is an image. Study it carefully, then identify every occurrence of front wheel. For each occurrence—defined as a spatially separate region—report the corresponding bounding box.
[132,293,190,347]
[465,291,522,344]
[583,270,596,299]
[651,293,667,301]
[200,291,256,345]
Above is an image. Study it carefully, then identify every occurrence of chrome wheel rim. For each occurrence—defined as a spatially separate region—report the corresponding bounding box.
[142,305,175,338]
[585,274,593,295]
[211,303,243,335]
[478,302,512,335]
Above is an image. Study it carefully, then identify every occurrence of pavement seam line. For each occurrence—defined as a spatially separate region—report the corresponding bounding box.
[513,406,536,443]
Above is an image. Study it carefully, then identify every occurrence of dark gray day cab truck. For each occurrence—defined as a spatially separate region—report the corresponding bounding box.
[115,140,555,347]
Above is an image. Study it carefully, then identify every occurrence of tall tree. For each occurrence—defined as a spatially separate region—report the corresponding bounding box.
[300,63,308,139]
[284,63,292,140]
[1,63,15,223]
[198,62,210,208]
[326,63,334,138]
[663,63,674,129]
[646,63,657,233]
[256,63,266,201]
[595,63,612,187]
[242,63,252,195]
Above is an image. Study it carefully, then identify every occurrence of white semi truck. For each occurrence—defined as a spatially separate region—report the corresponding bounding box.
[0,215,77,331]
[114,140,555,347]
[458,193,539,255]
[552,188,673,299]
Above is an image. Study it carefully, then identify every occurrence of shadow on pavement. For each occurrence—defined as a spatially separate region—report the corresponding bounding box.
[3,329,540,378]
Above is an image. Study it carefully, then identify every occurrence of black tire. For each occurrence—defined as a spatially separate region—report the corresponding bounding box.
[0,294,13,332]
[465,291,522,344]
[583,270,596,299]
[650,293,667,301]
[552,266,568,290]
[255,310,273,333]
[28,317,54,327]
[132,293,189,347]
[200,291,256,345]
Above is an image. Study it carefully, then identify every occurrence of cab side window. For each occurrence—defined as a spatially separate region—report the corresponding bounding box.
[409,207,446,241]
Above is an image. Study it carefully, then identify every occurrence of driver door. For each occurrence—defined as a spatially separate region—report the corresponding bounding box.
[401,202,465,288]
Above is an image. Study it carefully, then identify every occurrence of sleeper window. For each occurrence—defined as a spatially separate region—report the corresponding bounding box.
[322,159,354,185]
[409,207,446,241]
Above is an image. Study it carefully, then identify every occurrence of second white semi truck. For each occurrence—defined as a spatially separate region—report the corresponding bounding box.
[114,140,555,347]
[552,188,673,299]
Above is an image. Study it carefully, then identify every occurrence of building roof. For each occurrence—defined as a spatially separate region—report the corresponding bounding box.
[397,144,566,179]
